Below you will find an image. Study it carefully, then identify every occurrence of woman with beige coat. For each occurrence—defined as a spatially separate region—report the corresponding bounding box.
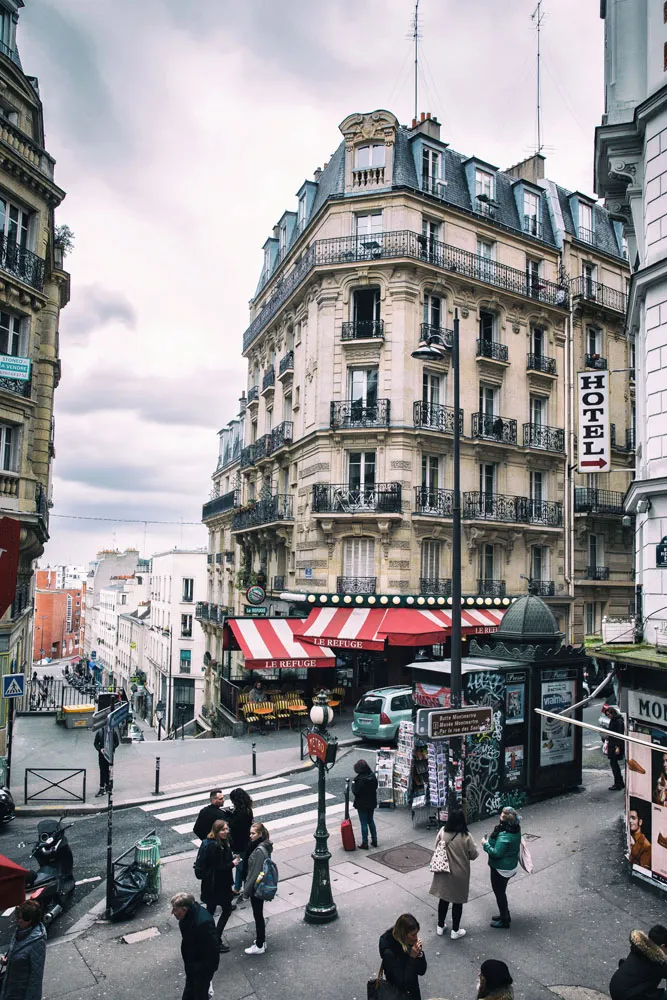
[429,806,479,940]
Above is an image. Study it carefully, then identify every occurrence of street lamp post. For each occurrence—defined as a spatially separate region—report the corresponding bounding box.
[304,692,338,925]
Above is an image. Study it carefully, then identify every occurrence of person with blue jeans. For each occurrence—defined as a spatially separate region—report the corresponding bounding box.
[352,758,378,849]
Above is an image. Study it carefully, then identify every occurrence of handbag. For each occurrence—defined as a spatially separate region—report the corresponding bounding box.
[519,836,534,874]
[428,837,450,874]
[367,964,404,1000]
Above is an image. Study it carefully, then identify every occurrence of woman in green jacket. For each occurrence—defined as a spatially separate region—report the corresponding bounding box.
[482,806,521,929]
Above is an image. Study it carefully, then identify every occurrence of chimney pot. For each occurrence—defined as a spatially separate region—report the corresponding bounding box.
[323,161,328,169]
[420,112,425,122]
[426,112,431,119]
[412,118,417,128]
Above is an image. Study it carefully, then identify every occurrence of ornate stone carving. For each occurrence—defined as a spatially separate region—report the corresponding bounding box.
[391,460,412,470]
[339,109,398,144]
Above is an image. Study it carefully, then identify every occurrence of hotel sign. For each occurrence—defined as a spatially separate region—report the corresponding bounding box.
[0,355,30,380]
[577,371,610,473]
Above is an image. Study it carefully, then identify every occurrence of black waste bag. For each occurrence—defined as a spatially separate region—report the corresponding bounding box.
[108,862,148,922]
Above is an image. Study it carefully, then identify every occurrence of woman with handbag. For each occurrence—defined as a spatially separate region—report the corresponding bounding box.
[377,913,426,1000]
[482,806,521,929]
[199,819,234,952]
[429,806,478,940]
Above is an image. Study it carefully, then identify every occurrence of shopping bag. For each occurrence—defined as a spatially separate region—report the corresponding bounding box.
[519,836,534,874]
[429,838,450,873]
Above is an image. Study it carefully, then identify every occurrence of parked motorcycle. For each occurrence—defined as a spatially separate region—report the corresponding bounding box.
[25,818,75,925]
[0,786,15,826]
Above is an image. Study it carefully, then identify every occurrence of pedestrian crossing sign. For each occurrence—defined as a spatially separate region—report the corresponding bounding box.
[2,673,24,698]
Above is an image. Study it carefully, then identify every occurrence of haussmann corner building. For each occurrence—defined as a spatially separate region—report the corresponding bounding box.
[199,108,635,727]
[0,0,69,774]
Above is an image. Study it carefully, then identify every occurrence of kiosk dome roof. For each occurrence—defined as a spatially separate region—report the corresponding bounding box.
[496,595,563,644]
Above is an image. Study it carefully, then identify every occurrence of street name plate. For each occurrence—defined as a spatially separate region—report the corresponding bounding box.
[425,706,493,739]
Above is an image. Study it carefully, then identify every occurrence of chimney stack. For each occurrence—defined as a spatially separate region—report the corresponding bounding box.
[314,167,322,182]
[420,112,425,122]
[239,391,247,415]
[412,118,417,128]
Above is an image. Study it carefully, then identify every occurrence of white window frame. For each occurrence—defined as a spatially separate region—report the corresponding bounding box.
[0,310,25,357]
[586,325,601,356]
[530,470,547,502]
[588,533,604,570]
[355,212,383,241]
[421,454,440,491]
[475,169,494,200]
[423,293,442,329]
[347,450,376,491]
[479,383,498,418]
[422,370,442,408]
[182,578,194,603]
[579,201,593,237]
[347,366,378,406]
[0,193,32,250]
[530,545,549,582]
[531,325,544,357]
[479,543,495,581]
[0,422,17,472]
[422,147,441,181]
[297,193,307,230]
[343,537,375,578]
[479,462,496,496]
[523,190,540,225]
[420,539,441,581]
[355,144,385,169]
[529,394,547,429]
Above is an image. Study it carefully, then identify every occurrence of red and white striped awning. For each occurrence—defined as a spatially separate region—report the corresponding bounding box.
[224,618,336,670]
[295,606,505,650]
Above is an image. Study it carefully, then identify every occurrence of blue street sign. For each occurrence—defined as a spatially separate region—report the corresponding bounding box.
[107,702,129,729]
[2,673,24,698]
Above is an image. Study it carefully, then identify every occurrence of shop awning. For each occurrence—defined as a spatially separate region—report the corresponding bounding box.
[224,618,337,670]
[296,606,505,650]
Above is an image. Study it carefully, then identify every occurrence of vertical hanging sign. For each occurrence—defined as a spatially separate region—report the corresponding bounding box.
[577,371,610,474]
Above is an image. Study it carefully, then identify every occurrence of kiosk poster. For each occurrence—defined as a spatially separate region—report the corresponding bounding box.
[539,679,575,766]
[504,745,524,785]
[414,682,451,709]
[626,691,667,888]
[505,684,525,725]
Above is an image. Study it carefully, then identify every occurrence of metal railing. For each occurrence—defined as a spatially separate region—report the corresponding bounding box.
[312,482,402,514]
[421,175,446,198]
[585,354,607,369]
[24,768,87,805]
[463,492,562,526]
[202,489,239,521]
[261,367,275,391]
[232,494,294,531]
[336,576,377,594]
[574,488,625,515]
[278,350,294,375]
[570,276,626,314]
[419,577,452,596]
[330,399,390,429]
[341,320,384,341]
[195,601,209,620]
[477,339,509,362]
[0,233,44,290]
[523,215,542,238]
[522,423,565,452]
[247,385,259,404]
[251,435,269,462]
[269,420,293,453]
[472,412,517,444]
[0,374,31,398]
[240,445,254,469]
[578,226,595,244]
[414,486,454,516]
[526,500,564,525]
[475,199,497,218]
[527,353,556,375]
[0,40,21,66]
[220,677,240,718]
[243,229,569,350]
[420,322,453,348]
[586,566,611,580]
[477,580,506,597]
[413,401,463,434]
[528,581,555,597]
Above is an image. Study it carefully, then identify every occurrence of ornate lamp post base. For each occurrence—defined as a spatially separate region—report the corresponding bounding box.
[304,694,338,925]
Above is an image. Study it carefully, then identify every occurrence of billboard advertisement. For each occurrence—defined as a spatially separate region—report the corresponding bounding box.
[626,691,667,889]
[539,677,575,767]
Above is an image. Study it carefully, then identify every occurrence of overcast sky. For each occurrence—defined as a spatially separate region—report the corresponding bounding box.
[20,0,605,568]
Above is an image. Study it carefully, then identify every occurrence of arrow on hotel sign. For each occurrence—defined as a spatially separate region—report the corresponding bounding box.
[0,517,20,619]
[579,457,608,469]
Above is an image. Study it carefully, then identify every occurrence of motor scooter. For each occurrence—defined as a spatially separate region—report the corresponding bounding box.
[0,786,15,826]
[25,818,75,925]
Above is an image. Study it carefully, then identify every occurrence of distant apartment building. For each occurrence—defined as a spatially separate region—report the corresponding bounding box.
[82,549,144,661]
[117,603,150,719]
[32,568,81,661]
[96,574,149,686]
[42,563,87,590]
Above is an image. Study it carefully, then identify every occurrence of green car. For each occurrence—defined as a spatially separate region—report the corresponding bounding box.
[352,685,414,742]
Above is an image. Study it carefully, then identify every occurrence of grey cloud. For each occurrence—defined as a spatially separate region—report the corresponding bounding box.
[55,460,172,494]
[61,285,137,345]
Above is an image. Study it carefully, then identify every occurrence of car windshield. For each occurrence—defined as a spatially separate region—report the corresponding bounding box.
[356,696,384,715]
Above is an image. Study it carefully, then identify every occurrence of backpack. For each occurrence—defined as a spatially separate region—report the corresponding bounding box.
[193,840,208,880]
[254,847,279,901]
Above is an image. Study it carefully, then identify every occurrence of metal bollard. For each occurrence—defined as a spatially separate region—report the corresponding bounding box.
[152,756,163,796]
[252,742,257,776]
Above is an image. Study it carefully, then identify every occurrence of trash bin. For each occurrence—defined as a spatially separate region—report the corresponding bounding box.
[135,835,161,901]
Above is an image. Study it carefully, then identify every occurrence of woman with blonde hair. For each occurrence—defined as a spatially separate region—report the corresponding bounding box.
[199,818,234,952]
[242,821,273,956]
[377,913,427,1000]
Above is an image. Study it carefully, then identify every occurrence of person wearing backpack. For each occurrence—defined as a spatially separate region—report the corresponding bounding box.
[242,822,274,956]
[198,820,234,953]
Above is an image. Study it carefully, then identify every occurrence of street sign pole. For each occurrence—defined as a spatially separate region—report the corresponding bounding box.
[5,699,14,791]
[451,310,463,811]
[105,730,114,920]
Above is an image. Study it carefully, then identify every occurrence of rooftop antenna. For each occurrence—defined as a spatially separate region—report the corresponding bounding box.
[413,0,420,122]
[531,0,545,154]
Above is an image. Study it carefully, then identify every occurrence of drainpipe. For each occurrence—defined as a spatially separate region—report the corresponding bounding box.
[564,260,576,642]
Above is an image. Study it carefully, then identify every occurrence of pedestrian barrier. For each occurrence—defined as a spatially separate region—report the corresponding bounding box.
[24,767,87,804]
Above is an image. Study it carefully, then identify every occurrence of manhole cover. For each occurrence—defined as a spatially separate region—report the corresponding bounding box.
[369,842,433,873]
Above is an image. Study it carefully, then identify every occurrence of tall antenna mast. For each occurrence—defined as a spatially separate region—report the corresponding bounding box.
[413,0,420,122]
[531,1,545,154]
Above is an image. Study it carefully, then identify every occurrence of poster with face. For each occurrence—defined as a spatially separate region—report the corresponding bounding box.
[652,749,667,807]
[540,679,575,767]
[628,795,652,872]
[504,745,524,785]
[505,684,525,725]
[626,736,652,800]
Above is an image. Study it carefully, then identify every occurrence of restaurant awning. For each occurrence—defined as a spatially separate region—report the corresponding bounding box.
[224,618,337,670]
[295,606,505,650]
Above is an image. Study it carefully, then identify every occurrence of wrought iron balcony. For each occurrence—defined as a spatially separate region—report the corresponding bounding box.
[578,226,595,244]
[195,602,210,621]
[586,565,610,580]
[268,420,293,454]
[475,198,497,218]
[10,572,30,620]
[0,234,44,290]
[463,492,562,526]
[420,322,453,348]
[243,230,569,351]
[570,276,626,314]
[202,489,239,521]
[240,445,254,469]
[312,482,402,514]
[330,398,390,429]
[477,339,509,362]
[0,373,31,398]
[528,581,555,597]
[523,215,542,238]
[247,385,259,405]
[278,350,294,376]
[0,40,22,67]
[414,486,454,516]
[585,354,607,369]
[526,500,563,526]
[472,412,517,444]
[336,576,377,594]
[419,577,452,596]
[421,175,446,198]
[35,481,48,533]
[477,580,506,597]
[341,319,384,341]
[272,576,285,593]
[231,494,294,532]
[413,400,463,434]
[527,353,556,375]
[251,434,270,462]
[574,488,625,515]
[261,367,275,392]
[522,423,565,452]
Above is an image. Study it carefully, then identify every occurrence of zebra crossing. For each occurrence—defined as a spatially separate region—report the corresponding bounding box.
[139,775,346,850]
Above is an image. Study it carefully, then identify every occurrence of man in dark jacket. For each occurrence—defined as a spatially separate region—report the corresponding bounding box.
[93,728,120,797]
[171,892,220,1000]
[193,790,229,841]
[610,926,667,1000]
[603,704,625,790]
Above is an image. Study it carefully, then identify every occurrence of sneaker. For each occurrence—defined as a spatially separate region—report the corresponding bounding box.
[245,942,266,955]
[359,843,369,849]
[208,986,214,998]
[436,924,445,936]
[490,919,510,929]
[219,939,230,954]
[95,789,105,797]
[451,928,466,940]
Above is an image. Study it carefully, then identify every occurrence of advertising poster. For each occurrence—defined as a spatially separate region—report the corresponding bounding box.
[540,679,575,767]
[414,682,451,709]
[626,694,667,889]
[504,745,524,785]
[505,684,525,725]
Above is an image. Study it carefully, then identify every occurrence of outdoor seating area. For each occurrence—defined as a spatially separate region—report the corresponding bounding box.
[235,687,347,732]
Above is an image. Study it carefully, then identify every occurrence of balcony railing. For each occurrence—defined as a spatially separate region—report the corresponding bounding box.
[352,166,385,188]
[585,354,607,370]
[475,199,497,218]
[312,482,402,515]
[523,215,542,238]
[477,339,509,362]
[336,576,377,594]
[202,489,239,521]
[269,420,293,453]
[586,566,610,580]
[330,399,390,429]
[35,481,48,532]
[0,234,44,291]
[240,445,254,469]
[195,602,209,621]
[574,488,625,515]
[278,350,294,376]
[419,577,452,596]
[231,494,294,532]
[528,581,556,597]
[0,40,21,67]
[243,229,569,350]
[414,486,454,516]
[413,401,463,434]
[472,412,517,444]
[627,427,635,451]
[341,320,384,341]
[247,385,259,404]
[420,322,453,348]
[578,226,595,244]
[527,353,556,375]
[261,367,275,392]
[463,492,562,526]
[421,175,446,198]
[272,576,285,593]
[570,276,626,314]
[522,423,565,452]
[477,580,506,597]
[251,434,269,462]
[527,500,564,526]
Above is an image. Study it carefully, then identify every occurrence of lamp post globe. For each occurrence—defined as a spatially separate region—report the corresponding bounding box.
[304,691,338,925]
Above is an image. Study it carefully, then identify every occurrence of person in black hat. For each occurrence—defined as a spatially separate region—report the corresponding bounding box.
[477,959,513,999]
[602,703,625,790]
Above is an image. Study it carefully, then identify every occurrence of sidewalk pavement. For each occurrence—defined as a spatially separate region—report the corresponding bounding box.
[39,768,664,1000]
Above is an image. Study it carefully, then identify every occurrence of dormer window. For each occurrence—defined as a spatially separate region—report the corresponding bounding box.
[279,224,287,258]
[355,145,385,169]
[298,193,307,232]
[475,169,494,201]
[422,148,443,195]
[523,191,541,236]
[263,247,271,276]
[579,201,593,242]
